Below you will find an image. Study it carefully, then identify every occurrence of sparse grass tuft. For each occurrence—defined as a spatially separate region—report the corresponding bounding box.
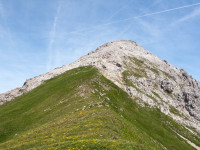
[149,67,160,75]
[152,91,162,100]
[161,70,173,79]
[129,57,144,67]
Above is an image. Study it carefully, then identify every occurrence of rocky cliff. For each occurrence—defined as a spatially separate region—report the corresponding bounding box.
[1,40,200,132]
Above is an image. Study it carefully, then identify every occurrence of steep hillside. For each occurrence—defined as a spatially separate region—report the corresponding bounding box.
[1,40,200,133]
[0,66,200,149]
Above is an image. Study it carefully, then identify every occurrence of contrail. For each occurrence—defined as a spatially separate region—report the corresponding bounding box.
[106,0,134,21]
[46,3,61,71]
[65,2,200,35]
[100,2,200,26]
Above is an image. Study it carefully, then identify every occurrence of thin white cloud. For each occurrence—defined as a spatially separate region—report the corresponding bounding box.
[46,3,62,71]
[106,0,133,21]
[135,18,164,45]
[0,1,16,49]
[0,1,3,18]
[176,8,200,23]
[102,2,200,25]
[0,0,6,20]
[62,2,200,36]
[152,0,162,6]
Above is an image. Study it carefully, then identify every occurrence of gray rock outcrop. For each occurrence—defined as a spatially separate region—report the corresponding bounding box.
[160,80,173,93]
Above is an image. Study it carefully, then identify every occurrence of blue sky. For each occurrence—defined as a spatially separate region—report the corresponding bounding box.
[0,0,200,93]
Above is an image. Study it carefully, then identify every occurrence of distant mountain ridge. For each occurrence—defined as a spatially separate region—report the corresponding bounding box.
[1,40,200,132]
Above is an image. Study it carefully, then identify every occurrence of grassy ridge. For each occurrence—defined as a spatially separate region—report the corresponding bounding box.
[0,66,199,149]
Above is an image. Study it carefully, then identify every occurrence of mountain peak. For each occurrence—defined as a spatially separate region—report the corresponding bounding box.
[89,40,144,54]
[1,41,200,132]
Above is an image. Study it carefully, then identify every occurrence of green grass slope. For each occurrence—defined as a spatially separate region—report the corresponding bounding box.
[0,66,199,150]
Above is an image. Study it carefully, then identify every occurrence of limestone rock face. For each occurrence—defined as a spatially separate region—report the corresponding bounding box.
[0,40,200,132]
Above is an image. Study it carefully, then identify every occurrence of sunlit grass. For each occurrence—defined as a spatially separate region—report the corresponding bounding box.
[0,66,199,149]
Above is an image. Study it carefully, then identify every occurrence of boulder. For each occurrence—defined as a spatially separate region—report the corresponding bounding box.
[160,80,173,93]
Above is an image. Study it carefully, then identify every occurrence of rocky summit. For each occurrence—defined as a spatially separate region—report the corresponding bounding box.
[0,40,200,149]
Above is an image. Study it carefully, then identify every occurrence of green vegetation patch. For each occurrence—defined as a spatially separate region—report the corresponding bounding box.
[146,66,160,75]
[161,70,173,79]
[152,91,162,100]
[128,57,144,67]
[122,71,142,92]
[0,66,199,149]
[169,106,188,120]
